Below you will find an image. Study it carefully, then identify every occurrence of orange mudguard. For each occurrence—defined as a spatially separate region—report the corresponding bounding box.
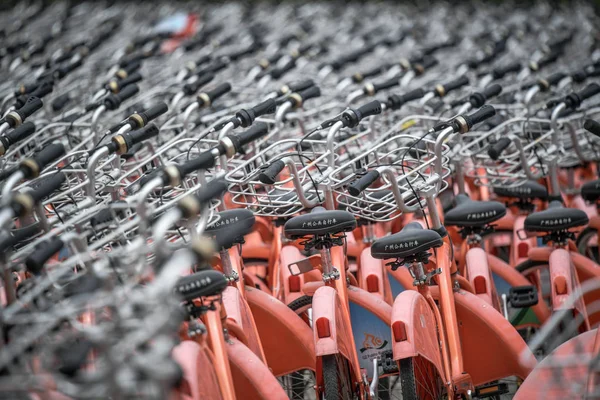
[221,286,266,362]
[171,340,222,400]
[226,338,289,400]
[390,290,445,381]
[431,288,536,385]
[245,286,316,376]
[358,248,387,302]
[515,329,598,399]
[312,285,355,361]
[465,247,495,306]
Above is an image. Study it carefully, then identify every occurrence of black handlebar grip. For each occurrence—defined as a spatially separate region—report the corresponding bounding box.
[564,83,600,110]
[461,105,496,132]
[104,84,139,110]
[348,170,380,196]
[355,100,382,120]
[251,98,276,118]
[387,88,425,110]
[14,82,40,97]
[413,56,438,75]
[488,137,512,160]
[129,102,168,128]
[18,96,44,120]
[6,97,43,127]
[51,93,71,112]
[537,72,566,91]
[492,62,521,79]
[258,159,285,184]
[288,86,321,108]
[201,83,231,106]
[342,100,382,128]
[29,172,66,204]
[117,124,159,154]
[229,122,269,152]
[340,101,379,128]
[278,80,314,96]
[270,58,296,80]
[20,143,66,179]
[584,119,600,137]
[107,72,143,93]
[177,152,217,179]
[174,269,228,302]
[482,83,503,100]
[1,122,36,152]
[25,237,64,276]
[435,75,469,97]
[194,179,228,205]
[330,45,373,70]
[529,51,560,71]
[0,223,40,253]
[469,84,502,108]
[366,76,399,95]
[571,69,588,83]
[15,82,53,107]
[182,73,214,96]
[235,98,276,128]
[352,64,388,83]
[115,59,142,79]
[198,59,227,76]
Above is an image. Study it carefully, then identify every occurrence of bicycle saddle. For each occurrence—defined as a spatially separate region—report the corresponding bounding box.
[174,269,228,302]
[581,179,600,202]
[284,207,356,238]
[444,194,506,227]
[492,180,548,201]
[371,222,443,260]
[524,200,588,232]
[205,209,255,249]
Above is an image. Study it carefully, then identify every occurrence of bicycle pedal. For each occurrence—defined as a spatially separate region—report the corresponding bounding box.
[378,351,398,374]
[508,285,538,308]
[475,382,509,398]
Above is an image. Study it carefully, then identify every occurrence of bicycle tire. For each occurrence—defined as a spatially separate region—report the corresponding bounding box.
[576,227,599,263]
[515,259,547,274]
[288,295,313,313]
[322,354,355,400]
[399,356,444,400]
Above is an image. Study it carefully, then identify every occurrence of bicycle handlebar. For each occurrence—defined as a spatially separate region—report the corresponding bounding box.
[348,169,380,196]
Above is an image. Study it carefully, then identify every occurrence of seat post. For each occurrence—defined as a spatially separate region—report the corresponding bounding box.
[219,249,238,283]
[319,245,338,282]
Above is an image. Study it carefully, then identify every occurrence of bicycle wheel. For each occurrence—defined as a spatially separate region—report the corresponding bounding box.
[399,356,445,400]
[576,227,599,263]
[516,259,552,304]
[279,369,317,400]
[322,354,356,400]
[288,294,313,315]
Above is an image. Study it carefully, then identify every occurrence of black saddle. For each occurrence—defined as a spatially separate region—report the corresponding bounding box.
[175,269,228,302]
[444,194,506,227]
[524,201,588,233]
[493,181,548,201]
[581,179,600,203]
[371,222,443,260]
[284,207,356,239]
[205,209,255,249]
